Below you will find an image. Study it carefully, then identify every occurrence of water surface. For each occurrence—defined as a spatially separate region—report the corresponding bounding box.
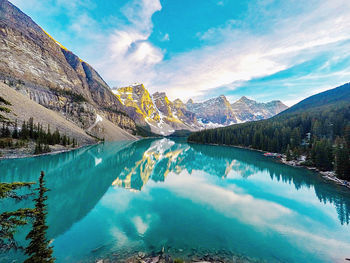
[1,138,350,262]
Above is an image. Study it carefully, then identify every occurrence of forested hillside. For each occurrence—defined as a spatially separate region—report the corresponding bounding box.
[188,83,350,180]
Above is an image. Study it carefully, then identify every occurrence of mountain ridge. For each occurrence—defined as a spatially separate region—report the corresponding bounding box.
[0,0,137,141]
[280,82,350,115]
[187,82,350,180]
[114,84,288,134]
[0,0,288,139]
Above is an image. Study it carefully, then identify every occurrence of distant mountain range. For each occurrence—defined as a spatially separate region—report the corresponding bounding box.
[0,0,288,140]
[188,83,350,180]
[113,84,288,135]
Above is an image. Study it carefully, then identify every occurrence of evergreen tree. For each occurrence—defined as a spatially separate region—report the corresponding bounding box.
[20,121,29,140]
[28,117,34,139]
[345,125,350,148]
[62,135,67,146]
[188,100,350,178]
[34,141,43,155]
[1,123,11,137]
[12,120,19,139]
[335,141,350,180]
[312,139,333,171]
[1,123,5,137]
[25,172,54,263]
[0,182,34,251]
[286,144,292,161]
[52,129,60,145]
[47,125,52,145]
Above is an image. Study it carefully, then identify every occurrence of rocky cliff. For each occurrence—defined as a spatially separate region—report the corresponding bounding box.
[114,84,198,135]
[231,96,289,122]
[186,95,288,127]
[186,95,239,126]
[115,85,288,134]
[0,0,136,141]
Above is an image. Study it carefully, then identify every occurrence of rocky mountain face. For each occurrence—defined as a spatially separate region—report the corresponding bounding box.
[0,0,136,141]
[115,85,288,134]
[186,95,239,126]
[186,95,288,127]
[0,0,288,139]
[114,84,198,135]
[231,96,289,122]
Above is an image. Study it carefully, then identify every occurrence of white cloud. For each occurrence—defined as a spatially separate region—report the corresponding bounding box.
[147,0,350,100]
[158,173,292,226]
[97,0,163,87]
[11,0,350,102]
[158,173,350,261]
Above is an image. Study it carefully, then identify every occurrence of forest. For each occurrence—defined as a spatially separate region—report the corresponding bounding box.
[188,96,350,180]
[0,117,77,154]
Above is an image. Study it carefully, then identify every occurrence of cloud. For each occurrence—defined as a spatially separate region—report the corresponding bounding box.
[97,0,163,87]
[148,0,350,101]
[159,174,292,226]
[158,173,350,260]
[11,0,350,102]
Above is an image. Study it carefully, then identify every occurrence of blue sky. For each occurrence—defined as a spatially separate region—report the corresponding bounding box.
[10,0,350,105]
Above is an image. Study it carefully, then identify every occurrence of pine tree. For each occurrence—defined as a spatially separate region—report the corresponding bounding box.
[335,141,350,180]
[0,182,34,251]
[62,135,67,146]
[24,172,54,263]
[52,129,60,145]
[345,125,350,149]
[286,144,291,161]
[1,123,11,137]
[12,120,19,139]
[1,122,5,137]
[28,117,34,139]
[20,121,29,140]
[34,141,43,155]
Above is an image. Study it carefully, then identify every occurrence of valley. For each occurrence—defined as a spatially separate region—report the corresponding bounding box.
[1,0,350,263]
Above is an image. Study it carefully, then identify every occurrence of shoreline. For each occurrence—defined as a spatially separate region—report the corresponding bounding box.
[278,157,350,189]
[0,141,101,160]
[0,136,144,160]
[96,249,259,263]
[188,140,350,190]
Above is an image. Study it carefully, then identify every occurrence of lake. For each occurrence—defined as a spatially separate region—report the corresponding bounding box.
[1,138,350,263]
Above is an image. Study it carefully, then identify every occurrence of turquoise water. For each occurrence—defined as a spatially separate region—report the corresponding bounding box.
[1,138,350,263]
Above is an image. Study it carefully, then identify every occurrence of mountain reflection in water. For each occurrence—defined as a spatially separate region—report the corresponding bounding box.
[1,138,350,263]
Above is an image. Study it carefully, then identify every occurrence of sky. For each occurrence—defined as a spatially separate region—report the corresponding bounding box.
[10,0,350,106]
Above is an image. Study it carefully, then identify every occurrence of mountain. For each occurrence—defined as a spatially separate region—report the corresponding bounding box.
[0,0,287,139]
[113,84,198,135]
[281,82,350,114]
[0,0,136,141]
[231,96,288,122]
[188,82,350,180]
[186,95,239,126]
[186,95,288,126]
[115,84,288,134]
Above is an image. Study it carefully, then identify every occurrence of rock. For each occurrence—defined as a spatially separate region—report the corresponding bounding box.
[164,255,173,263]
[114,84,199,135]
[150,256,160,263]
[0,0,137,139]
